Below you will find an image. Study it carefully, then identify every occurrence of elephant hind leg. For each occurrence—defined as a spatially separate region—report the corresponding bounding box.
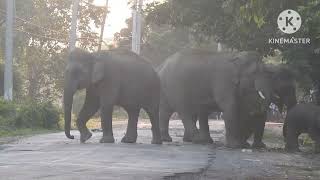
[121,107,140,143]
[77,89,99,143]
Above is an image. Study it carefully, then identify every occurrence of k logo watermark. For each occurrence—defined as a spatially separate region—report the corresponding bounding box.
[277,9,301,34]
[268,9,310,45]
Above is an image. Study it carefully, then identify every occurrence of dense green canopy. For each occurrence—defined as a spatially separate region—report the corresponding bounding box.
[0,0,105,102]
[144,0,320,99]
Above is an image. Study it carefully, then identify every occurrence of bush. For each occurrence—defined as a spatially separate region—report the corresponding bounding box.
[0,98,17,128]
[0,98,61,131]
[15,101,61,129]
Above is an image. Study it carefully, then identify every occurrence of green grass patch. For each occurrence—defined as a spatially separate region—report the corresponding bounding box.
[0,128,60,138]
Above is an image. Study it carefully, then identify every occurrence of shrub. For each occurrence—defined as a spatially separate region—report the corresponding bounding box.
[15,101,61,129]
[0,98,17,128]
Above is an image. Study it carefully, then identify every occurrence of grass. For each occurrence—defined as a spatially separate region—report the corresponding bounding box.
[261,125,315,150]
[0,128,60,139]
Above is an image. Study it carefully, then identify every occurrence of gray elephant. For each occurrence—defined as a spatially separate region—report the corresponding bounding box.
[158,49,273,148]
[63,48,162,144]
[284,103,320,153]
[264,64,297,112]
[238,64,296,148]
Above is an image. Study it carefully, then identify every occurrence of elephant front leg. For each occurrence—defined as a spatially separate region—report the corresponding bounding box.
[144,104,162,144]
[252,114,267,149]
[77,88,99,143]
[222,104,245,148]
[100,105,115,143]
[285,127,300,152]
[183,114,197,142]
[99,86,119,143]
[308,128,320,153]
[159,98,174,142]
[198,112,213,144]
[180,113,200,143]
[121,107,139,143]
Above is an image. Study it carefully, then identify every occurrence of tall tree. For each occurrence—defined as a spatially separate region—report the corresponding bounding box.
[145,0,320,93]
[0,0,105,102]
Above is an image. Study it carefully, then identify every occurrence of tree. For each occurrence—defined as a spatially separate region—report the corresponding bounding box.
[0,0,105,102]
[145,0,320,96]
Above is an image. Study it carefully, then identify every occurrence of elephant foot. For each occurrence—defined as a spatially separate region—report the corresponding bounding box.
[285,145,300,153]
[252,141,267,149]
[205,136,214,144]
[151,137,163,144]
[183,133,193,142]
[121,135,137,143]
[225,137,243,149]
[161,133,173,142]
[192,134,214,144]
[241,141,251,149]
[80,131,92,143]
[100,135,115,143]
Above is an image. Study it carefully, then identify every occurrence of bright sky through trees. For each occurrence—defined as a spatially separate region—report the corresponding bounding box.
[93,0,131,39]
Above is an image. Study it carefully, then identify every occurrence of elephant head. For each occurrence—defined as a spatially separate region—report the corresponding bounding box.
[232,51,273,105]
[232,52,296,111]
[63,49,105,139]
[263,64,297,112]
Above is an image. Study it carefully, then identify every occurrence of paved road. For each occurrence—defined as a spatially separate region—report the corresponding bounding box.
[0,120,214,180]
[1,120,320,180]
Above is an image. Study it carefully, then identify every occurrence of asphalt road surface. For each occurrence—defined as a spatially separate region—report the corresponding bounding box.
[1,120,319,180]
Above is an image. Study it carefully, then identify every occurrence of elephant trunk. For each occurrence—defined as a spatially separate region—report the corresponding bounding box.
[285,89,297,111]
[63,79,76,139]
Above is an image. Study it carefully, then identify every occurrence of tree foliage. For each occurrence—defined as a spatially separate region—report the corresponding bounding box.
[0,0,105,102]
[145,0,320,92]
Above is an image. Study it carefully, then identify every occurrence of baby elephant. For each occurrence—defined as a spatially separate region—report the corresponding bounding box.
[283,103,320,152]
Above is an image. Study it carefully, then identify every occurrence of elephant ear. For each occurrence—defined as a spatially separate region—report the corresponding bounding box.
[92,60,105,84]
[231,51,262,90]
[232,51,262,76]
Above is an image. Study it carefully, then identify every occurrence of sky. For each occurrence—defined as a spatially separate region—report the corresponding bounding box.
[93,0,162,40]
[93,0,132,39]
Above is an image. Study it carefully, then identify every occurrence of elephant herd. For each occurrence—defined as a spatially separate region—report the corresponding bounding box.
[63,48,318,152]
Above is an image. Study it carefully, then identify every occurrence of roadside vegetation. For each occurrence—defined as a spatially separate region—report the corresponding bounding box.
[0,98,61,138]
[0,0,319,140]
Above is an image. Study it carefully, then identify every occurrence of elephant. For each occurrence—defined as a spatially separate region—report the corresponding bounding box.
[158,49,274,148]
[283,103,320,153]
[237,64,297,148]
[63,48,162,144]
[264,64,297,112]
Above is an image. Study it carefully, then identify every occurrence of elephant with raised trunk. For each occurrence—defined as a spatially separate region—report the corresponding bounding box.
[158,49,274,148]
[64,48,162,144]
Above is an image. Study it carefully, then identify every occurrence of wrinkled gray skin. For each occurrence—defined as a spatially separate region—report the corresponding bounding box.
[158,49,273,148]
[265,64,297,112]
[238,64,297,148]
[64,49,162,144]
[284,103,320,153]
